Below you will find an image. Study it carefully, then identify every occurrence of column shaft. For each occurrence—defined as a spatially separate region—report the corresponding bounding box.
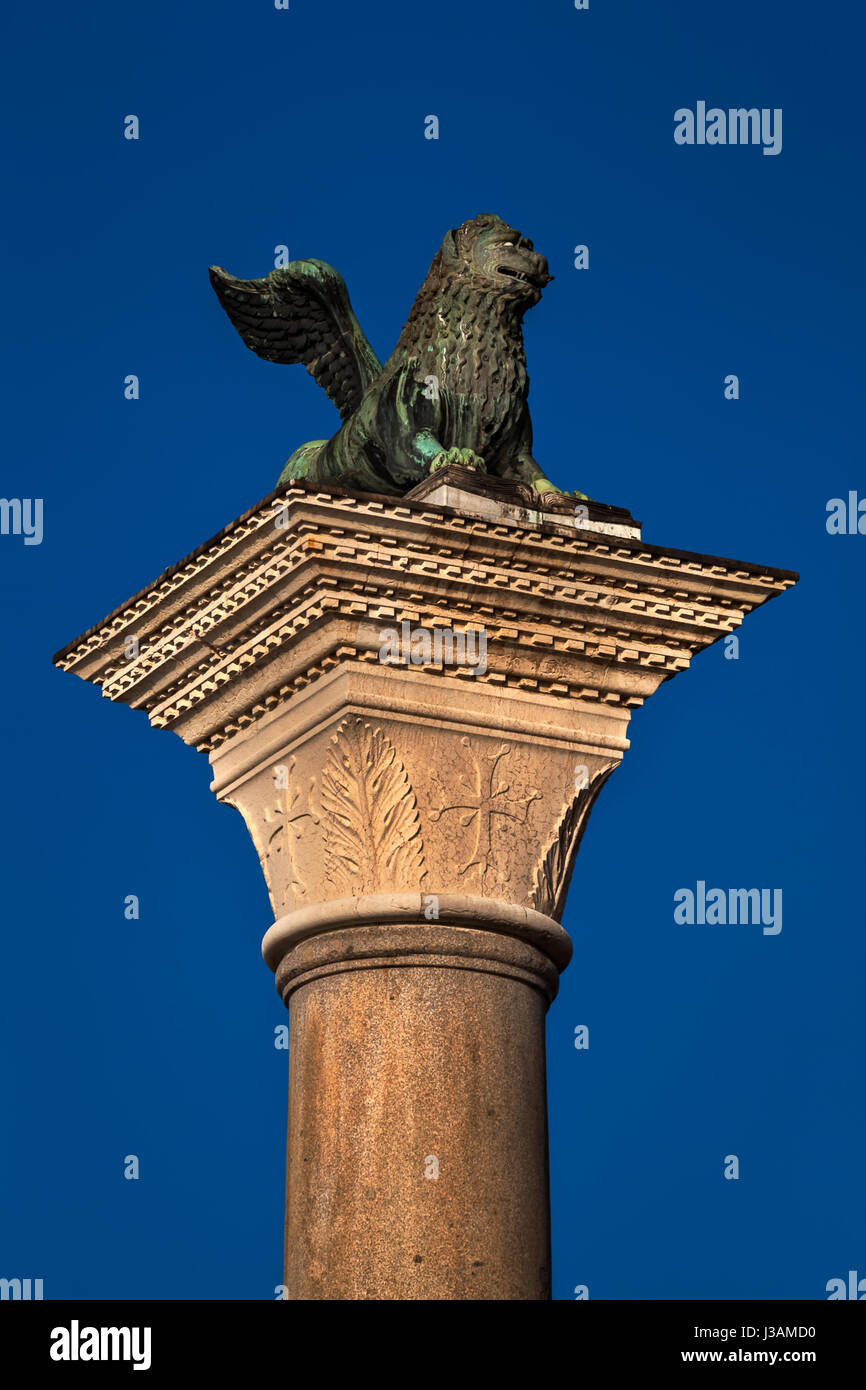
[275,923,559,1300]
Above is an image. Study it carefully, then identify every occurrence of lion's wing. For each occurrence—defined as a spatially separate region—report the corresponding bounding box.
[209,258,382,422]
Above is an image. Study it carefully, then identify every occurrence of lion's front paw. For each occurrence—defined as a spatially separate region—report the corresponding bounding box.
[429,448,487,474]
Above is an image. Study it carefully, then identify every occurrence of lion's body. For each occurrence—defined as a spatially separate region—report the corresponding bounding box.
[303,283,533,494]
[210,214,582,499]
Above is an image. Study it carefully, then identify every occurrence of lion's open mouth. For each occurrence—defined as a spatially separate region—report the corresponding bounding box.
[498,265,533,282]
[497,265,549,287]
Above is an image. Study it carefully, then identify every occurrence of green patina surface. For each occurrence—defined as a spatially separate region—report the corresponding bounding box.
[210,214,587,500]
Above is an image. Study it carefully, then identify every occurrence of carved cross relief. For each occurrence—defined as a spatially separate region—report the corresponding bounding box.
[429,737,542,892]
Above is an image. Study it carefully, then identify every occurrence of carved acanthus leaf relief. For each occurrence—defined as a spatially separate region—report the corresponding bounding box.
[321,715,426,896]
[261,754,320,908]
[532,767,616,920]
[430,737,541,892]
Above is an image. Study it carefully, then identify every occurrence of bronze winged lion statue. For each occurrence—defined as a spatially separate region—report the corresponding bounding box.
[210,213,586,499]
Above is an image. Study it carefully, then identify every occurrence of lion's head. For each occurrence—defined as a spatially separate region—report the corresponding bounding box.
[437,214,552,305]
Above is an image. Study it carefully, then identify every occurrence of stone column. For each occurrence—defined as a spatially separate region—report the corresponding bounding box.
[53,467,797,1299]
[269,905,563,1299]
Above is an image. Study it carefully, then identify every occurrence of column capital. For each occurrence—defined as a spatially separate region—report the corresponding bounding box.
[53,472,797,943]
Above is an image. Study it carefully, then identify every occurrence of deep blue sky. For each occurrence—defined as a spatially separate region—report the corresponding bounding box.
[2,0,863,1300]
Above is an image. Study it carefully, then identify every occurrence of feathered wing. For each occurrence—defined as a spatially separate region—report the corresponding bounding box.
[209,258,382,422]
